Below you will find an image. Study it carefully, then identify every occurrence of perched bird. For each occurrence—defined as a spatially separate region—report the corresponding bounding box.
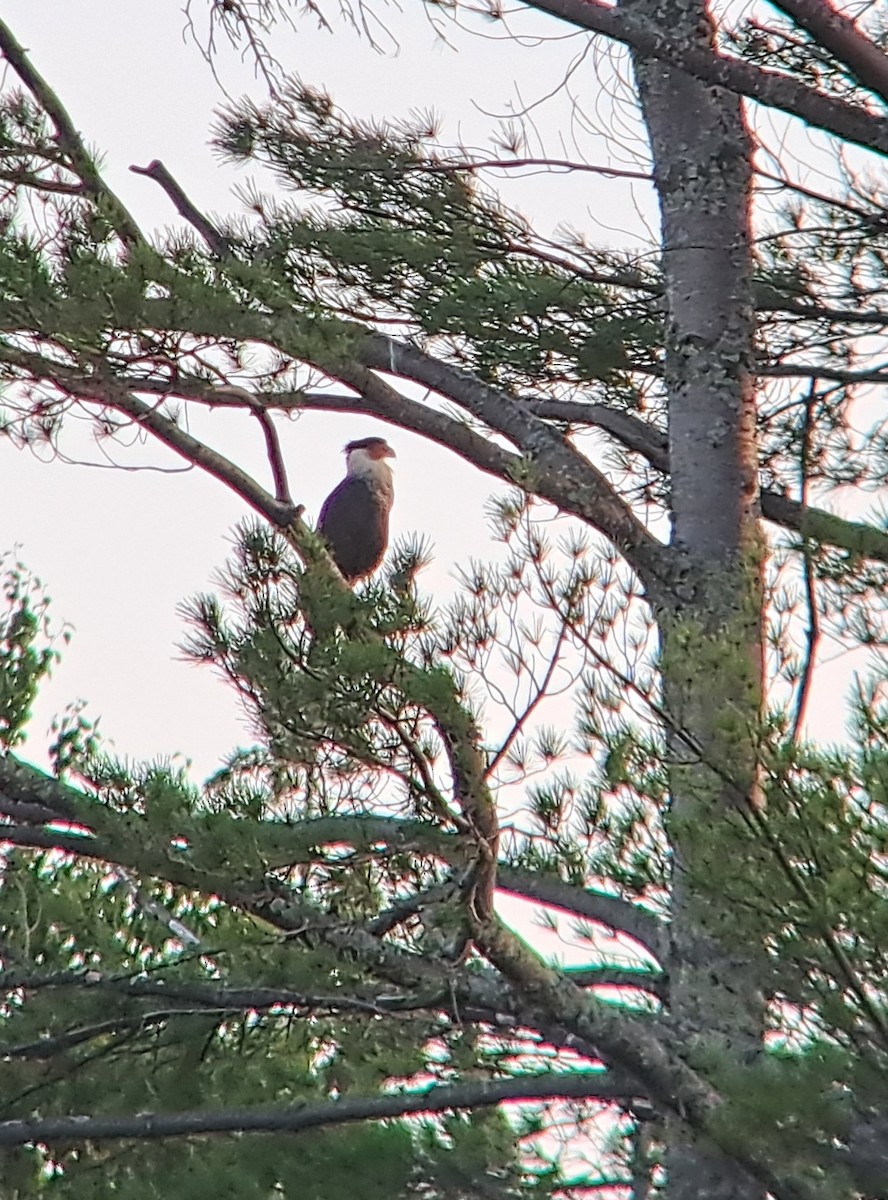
[317,436,396,583]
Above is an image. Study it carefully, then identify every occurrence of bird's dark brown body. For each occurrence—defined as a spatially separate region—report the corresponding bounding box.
[318,437,396,583]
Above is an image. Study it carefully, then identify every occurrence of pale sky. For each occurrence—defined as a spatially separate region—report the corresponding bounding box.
[0,0,864,789]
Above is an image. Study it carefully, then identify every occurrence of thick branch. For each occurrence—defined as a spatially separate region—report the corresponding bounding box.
[768,0,888,106]
[302,375,526,482]
[471,915,817,1200]
[358,333,670,595]
[761,489,888,562]
[516,0,888,157]
[515,399,888,567]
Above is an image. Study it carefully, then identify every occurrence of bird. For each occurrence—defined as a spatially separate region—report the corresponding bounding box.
[317,436,396,583]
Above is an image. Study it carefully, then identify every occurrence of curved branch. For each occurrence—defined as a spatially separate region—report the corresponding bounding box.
[211,384,293,505]
[563,964,665,996]
[358,334,670,595]
[98,386,298,527]
[500,869,666,962]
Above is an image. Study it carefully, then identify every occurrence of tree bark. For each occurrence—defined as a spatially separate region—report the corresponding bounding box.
[625,0,765,1195]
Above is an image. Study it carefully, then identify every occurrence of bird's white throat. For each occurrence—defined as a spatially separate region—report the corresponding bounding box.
[346,448,394,496]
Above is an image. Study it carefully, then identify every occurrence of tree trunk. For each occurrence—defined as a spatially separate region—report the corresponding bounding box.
[625,0,764,1195]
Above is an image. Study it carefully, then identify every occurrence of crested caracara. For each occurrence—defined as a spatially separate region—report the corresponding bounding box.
[317,436,396,583]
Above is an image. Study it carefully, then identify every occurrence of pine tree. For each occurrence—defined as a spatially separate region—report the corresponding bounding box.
[1,5,888,1198]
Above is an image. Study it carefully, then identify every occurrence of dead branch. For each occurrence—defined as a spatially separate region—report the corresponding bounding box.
[131,159,233,258]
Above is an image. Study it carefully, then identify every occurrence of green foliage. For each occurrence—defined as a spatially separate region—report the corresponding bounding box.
[210,80,662,392]
[6,508,888,1198]
[0,556,63,748]
[0,533,564,1196]
[2,9,888,1196]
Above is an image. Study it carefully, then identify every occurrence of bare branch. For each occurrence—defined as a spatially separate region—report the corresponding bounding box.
[131,159,233,258]
[0,344,296,527]
[768,0,888,106]
[500,869,666,962]
[212,385,293,504]
[424,155,653,181]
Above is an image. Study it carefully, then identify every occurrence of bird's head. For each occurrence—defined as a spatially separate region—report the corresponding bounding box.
[344,437,396,477]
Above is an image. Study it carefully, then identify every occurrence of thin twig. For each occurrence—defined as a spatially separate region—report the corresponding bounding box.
[486,613,570,780]
[424,156,652,181]
[255,409,292,505]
